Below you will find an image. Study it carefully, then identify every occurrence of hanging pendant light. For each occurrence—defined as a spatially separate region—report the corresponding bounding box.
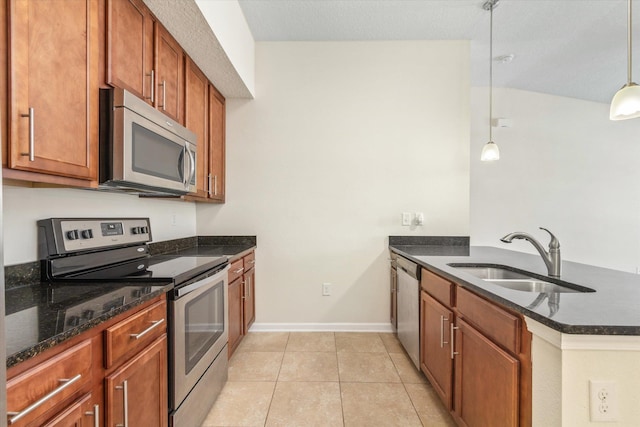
[610,0,640,120]
[481,0,500,161]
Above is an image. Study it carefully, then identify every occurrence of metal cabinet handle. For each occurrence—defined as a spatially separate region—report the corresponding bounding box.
[115,380,128,427]
[7,373,82,424]
[233,267,244,274]
[129,318,164,340]
[450,323,459,359]
[248,260,256,265]
[146,70,155,103]
[241,280,246,299]
[159,80,166,110]
[440,316,449,348]
[208,174,213,196]
[20,107,35,161]
[84,404,100,427]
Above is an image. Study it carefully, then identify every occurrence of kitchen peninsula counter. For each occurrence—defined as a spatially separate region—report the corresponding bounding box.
[390,244,640,335]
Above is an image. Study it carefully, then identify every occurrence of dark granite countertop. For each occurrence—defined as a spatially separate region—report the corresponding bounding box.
[6,281,173,368]
[149,236,256,262]
[390,245,640,336]
[5,235,256,368]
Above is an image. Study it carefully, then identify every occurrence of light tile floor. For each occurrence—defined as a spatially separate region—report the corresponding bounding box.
[202,332,457,427]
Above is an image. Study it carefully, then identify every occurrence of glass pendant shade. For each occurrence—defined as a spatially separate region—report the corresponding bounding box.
[610,0,640,120]
[610,83,640,120]
[481,141,500,161]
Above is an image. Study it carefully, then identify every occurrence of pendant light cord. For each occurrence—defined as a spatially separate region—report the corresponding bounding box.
[489,2,494,142]
[628,0,633,84]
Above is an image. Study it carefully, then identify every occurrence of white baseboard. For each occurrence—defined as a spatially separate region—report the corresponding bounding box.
[248,323,394,333]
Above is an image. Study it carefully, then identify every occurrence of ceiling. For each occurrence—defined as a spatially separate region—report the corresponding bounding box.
[237,0,634,104]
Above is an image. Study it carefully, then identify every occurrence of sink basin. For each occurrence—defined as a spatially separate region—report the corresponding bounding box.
[447,264,595,293]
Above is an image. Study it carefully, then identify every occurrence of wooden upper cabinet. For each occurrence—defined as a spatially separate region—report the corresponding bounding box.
[156,25,183,124]
[1,1,7,169]
[106,0,155,104]
[185,57,209,198]
[208,84,226,202]
[8,0,99,181]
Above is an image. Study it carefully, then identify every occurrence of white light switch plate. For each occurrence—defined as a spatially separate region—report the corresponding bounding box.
[402,212,412,226]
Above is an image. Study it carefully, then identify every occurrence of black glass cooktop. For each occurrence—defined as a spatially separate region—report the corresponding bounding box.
[60,255,227,285]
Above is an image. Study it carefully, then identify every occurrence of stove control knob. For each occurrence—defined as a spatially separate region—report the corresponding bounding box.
[141,226,149,234]
[132,227,141,235]
[81,229,93,239]
[66,230,80,240]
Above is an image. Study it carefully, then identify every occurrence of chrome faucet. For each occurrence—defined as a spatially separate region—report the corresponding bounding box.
[500,227,561,277]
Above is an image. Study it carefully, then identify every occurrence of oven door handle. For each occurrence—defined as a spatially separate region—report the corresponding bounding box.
[177,267,228,297]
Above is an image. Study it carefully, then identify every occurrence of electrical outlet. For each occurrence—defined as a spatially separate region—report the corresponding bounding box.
[402,212,412,226]
[322,283,331,296]
[590,380,618,422]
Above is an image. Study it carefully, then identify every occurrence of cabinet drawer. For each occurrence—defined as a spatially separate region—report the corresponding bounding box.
[104,300,167,369]
[244,251,255,270]
[7,340,92,426]
[456,286,520,354]
[228,259,244,283]
[421,268,454,307]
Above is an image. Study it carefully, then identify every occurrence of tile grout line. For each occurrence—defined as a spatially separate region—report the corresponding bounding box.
[262,332,290,427]
[333,332,348,427]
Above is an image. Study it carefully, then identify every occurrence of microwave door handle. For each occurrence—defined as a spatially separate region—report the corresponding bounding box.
[187,147,196,189]
[177,146,186,185]
[183,144,189,187]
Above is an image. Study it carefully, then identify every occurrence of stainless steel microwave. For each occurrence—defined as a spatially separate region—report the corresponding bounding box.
[99,88,197,195]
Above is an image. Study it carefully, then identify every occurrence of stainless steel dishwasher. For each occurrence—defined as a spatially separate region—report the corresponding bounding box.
[396,256,421,369]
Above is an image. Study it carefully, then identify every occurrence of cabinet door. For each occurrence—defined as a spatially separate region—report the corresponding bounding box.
[208,84,225,201]
[1,0,7,169]
[42,392,101,427]
[453,319,519,427]
[185,57,209,198]
[156,25,183,123]
[8,0,98,180]
[390,267,397,330]
[106,0,155,104]
[105,335,168,427]
[420,291,454,410]
[243,267,256,333]
[228,277,244,357]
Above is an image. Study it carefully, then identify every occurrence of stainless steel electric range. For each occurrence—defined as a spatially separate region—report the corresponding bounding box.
[38,217,230,427]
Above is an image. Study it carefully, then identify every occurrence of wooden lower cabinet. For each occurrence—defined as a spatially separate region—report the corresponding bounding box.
[243,266,256,333]
[453,319,519,427]
[228,276,244,356]
[7,295,168,427]
[420,291,454,410]
[42,391,102,427]
[228,250,257,358]
[105,335,168,427]
[419,267,531,427]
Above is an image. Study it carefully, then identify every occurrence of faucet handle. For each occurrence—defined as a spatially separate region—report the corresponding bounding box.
[539,227,560,249]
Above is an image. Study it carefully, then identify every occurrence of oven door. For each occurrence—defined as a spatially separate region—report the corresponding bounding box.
[170,265,229,409]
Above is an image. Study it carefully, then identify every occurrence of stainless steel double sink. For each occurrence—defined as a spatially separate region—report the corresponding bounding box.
[447,264,595,293]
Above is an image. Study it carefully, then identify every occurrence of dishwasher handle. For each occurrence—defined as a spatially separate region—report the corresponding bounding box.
[395,256,420,280]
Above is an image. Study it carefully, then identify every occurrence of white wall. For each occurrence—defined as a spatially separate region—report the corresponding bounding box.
[3,185,196,265]
[470,87,640,273]
[197,41,471,327]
